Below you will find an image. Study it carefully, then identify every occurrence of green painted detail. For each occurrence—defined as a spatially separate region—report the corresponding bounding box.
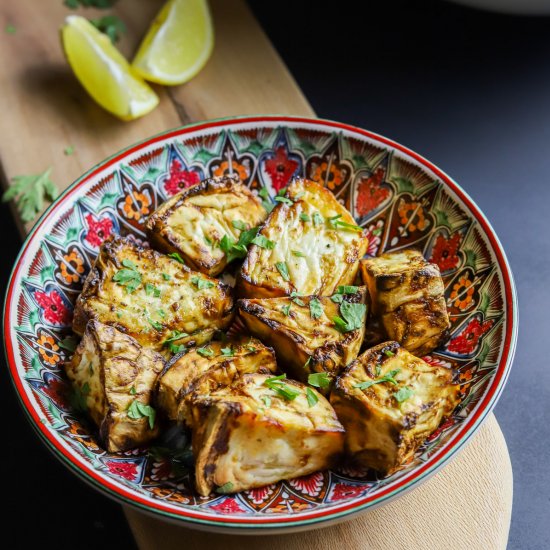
[392,176,414,194]
[40,265,55,284]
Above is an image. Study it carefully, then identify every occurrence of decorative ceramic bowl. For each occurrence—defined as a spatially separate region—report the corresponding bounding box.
[3,116,517,533]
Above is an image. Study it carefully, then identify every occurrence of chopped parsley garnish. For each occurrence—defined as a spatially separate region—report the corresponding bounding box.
[333,301,366,332]
[162,330,188,345]
[162,273,171,280]
[330,218,363,232]
[147,317,163,331]
[299,213,311,222]
[384,349,395,357]
[129,386,137,395]
[251,235,275,249]
[127,400,156,429]
[221,347,234,357]
[258,187,274,213]
[215,482,234,494]
[220,226,259,262]
[292,250,306,257]
[197,346,214,358]
[261,395,272,408]
[275,261,290,281]
[145,283,161,297]
[331,285,359,303]
[306,387,319,407]
[281,303,291,316]
[290,291,305,306]
[308,372,331,389]
[232,219,247,231]
[275,196,293,206]
[59,335,78,353]
[354,368,401,390]
[191,276,215,290]
[309,298,323,319]
[168,252,185,264]
[169,343,187,354]
[264,374,301,401]
[312,212,324,226]
[113,262,142,293]
[394,386,414,403]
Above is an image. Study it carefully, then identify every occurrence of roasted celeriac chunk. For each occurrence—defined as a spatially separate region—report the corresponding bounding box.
[331,341,459,475]
[146,174,267,276]
[156,336,277,423]
[239,178,369,298]
[189,373,345,496]
[238,286,367,389]
[73,236,234,352]
[360,249,450,355]
[65,321,164,452]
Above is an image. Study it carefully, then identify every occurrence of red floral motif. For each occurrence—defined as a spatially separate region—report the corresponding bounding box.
[35,290,71,325]
[210,497,246,514]
[84,214,113,248]
[447,317,494,355]
[355,167,390,217]
[330,483,365,501]
[264,146,299,192]
[289,471,324,497]
[106,461,138,481]
[430,233,462,271]
[427,417,455,442]
[245,484,275,505]
[164,159,200,196]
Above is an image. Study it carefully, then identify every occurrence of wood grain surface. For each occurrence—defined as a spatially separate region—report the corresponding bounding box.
[0,1,512,548]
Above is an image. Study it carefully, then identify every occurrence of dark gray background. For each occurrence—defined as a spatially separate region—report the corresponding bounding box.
[1,1,548,548]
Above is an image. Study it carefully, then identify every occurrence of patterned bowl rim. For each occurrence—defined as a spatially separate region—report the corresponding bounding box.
[3,115,518,532]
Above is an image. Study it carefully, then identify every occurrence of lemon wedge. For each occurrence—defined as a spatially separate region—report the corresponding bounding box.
[131,0,214,86]
[61,15,159,121]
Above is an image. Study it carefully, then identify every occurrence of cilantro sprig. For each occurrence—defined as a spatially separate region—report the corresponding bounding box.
[309,298,323,319]
[264,374,301,401]
[354,368,401,390]
[90,15,126,43]
[127,399,156,429]
[308,372,331,389]
[333,301,366,332]
[220,226,259,263]
[112,259,142,293]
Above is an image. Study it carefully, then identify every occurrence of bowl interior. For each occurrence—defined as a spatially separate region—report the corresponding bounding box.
[3,116,515,530]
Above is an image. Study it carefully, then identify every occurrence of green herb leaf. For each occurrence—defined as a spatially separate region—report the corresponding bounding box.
[293,191,305,200]
[129,386,136,395]
[264,374,301,401]
[221,347,234,357]
[113,267,142,294]
[292,250,306,257]
[274,196,293,206]
[64,145,75,156]
[197,346,214,358]
[281,303,291,316]
[168,252,185,265]
[306,387,319,407]
[354,368,401,390]
[289,291,305,306]
[122,259,137,269]
[309,298,323,319]
[232,219,247,231]
[299,213,311,222]
[384,349,395,357]
[331,219,363,232]
[251,235,275,249]
[261,395,272,408]
[162,273,171,280]
[127,400,156,429]
[333,301,366,332]
[258,187,274,213]
[275,261,290,281]
[169,343,187,354]
[2,167,59,223]
[331,294,344,303]
[394,386,414,403]
[59,335,78,353]
[336,285,359,295]
[147,317,163,331]
[191,276,215,290]
[308,372,331,389]
[145,282,161,297]
[162,330,188,345]
[312,212,323,226]
[90,15,126,43]
[215,481,234,494]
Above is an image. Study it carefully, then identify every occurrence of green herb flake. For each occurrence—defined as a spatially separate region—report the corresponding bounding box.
[331,219,363,233]
[275,261,290,281]
[333,301,366,332]
[221,347,234,357]
[354,368,401,390]
[145,282,161,297]
[293,191,305,200]
[161,273,171,281]
[337,285,359,295]
[162,330,188,345]
[394,386,414,403]
[215,481,234,494]
[90,15,126,43]
[384,349,395,357]
[274,196,293,206]
[232,219,247,231]
[127,400,156,430]
[64,145,75,156]
[59,336,78,353]
[264,374,301,401]
[290,291,305,306]
[312,212,323,226]
[113,264,142,294]
[168,252,185,265]
[129,386,137,395]
[281,303,291,316]
[309,298,323,319]
[299,213,311,222]
[306,387,319,407]
[169,343,187,354]
[261,395,272,408]
[147,317,163,331]
[308,372,331,389]
[191,276,215,290]
[197,346,214,358]
[292,250,306,257]
[251,235,275,249]
[2,167,59,223]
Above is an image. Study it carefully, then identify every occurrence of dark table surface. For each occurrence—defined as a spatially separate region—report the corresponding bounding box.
[2,1,549,548]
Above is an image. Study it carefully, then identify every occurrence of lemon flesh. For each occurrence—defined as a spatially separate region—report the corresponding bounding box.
[131,0,214,86]
[61,16,159,121]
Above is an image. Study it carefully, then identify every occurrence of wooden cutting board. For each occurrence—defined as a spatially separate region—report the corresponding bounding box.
[0,1,512,548]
